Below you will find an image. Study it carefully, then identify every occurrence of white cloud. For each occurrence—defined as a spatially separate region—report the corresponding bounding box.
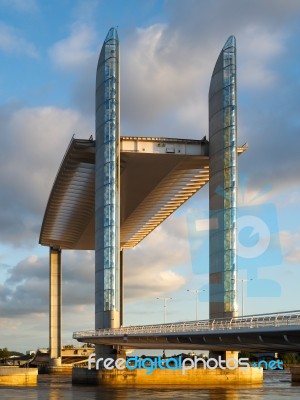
[279,231,300,264]
[124,215,189,300]
[126,268,186,300]
[238,26,285,88]
[121,24,211,136]
[286,248,300,264]
[120,17,287,138]
[49,24,97,71]
[0,23,38,57]
[0,0,37,12]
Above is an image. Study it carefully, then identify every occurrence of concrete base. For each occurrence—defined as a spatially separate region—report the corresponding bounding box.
[0,366,38,386]
[290,365,300,382]
[47,365,73,375]
[72,367,263,386]
[49,357,61,367]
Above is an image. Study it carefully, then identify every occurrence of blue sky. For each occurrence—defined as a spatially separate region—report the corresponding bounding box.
[0,0,300,353]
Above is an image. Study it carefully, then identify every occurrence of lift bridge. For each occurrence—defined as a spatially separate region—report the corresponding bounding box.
[73,310,300,353]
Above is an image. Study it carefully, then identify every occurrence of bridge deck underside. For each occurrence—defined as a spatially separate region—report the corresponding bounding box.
[39,138,209,249]
[39,137,247,250]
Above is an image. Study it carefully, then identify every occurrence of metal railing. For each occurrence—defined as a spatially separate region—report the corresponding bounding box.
[73,310,300,339]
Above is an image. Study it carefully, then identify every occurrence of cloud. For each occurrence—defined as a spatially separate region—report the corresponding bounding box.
[49,24,98,71]
[279,231,300,264]
[0,23,38,57]
[0,215,189,346]
[0,248,97,349]
[121,24,210,136]
[1,250,95,319]
[163,0,293,89]
[6,255,47,284]
[0,0,38,12]
[286,248,300,264]
[238,26,285,88]
[0,283,11,302]
[157,0,300,193]
[50,0,299,142]
[0,214,189,338]
[119,1,295,140]
[124,215,189,300]
[125,269,186,300]
[238,103,300,195]
[165,0,300,38]
[48,23,99,115]
[41,1,300,195]
[0,105,92,247]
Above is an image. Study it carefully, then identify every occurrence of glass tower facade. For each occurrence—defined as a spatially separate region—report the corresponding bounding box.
[95,28,120,332]
[93,29,237,329]
[209,36,238,319]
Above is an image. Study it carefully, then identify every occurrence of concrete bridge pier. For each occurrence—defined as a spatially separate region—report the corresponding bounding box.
[49,247,62,368]
[209,351,239,365]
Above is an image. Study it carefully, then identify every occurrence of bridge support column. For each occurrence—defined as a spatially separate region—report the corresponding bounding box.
[225,351,239,361]
[120,249,123,327]
[209,350,239,366]
[49,247,62,367]
[95,27,120,362]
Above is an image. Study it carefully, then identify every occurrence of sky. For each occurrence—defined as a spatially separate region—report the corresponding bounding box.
[0,0,300,353]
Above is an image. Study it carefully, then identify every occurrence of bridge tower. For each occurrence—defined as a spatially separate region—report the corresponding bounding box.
[95,27,121,359]
[209,36,238,320]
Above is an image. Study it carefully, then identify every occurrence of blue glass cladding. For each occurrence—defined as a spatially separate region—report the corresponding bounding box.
[96,27,119,313]
[209,36,237,316]
[222,38,237,314]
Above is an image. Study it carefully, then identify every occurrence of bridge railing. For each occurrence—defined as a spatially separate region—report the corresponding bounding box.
[73,310,300,339]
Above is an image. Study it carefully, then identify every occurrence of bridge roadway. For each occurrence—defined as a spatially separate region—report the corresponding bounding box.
[73,310,300,352]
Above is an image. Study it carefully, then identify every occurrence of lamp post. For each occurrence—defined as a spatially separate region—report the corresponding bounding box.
[232,278,253,318]
[156,297,172,324]
[186,289,206,321]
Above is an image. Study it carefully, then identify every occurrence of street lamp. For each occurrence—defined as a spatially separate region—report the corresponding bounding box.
[186,289,206,321]
[232,278,254,318]
[156,297,172,324]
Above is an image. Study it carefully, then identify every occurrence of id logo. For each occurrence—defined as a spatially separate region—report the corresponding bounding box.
[187,180,282,299]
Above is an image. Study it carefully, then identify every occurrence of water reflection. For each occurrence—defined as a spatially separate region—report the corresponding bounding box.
[41,379,253,400]
[207,390,239,400]
[0,371,298,400]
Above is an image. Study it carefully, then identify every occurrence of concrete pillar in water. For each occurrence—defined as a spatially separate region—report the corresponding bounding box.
[49,247,62,367]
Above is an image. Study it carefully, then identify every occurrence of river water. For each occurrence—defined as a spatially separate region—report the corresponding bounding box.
[0,371,299,399]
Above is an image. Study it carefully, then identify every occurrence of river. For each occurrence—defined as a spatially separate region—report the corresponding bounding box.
[0,371,299,399]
